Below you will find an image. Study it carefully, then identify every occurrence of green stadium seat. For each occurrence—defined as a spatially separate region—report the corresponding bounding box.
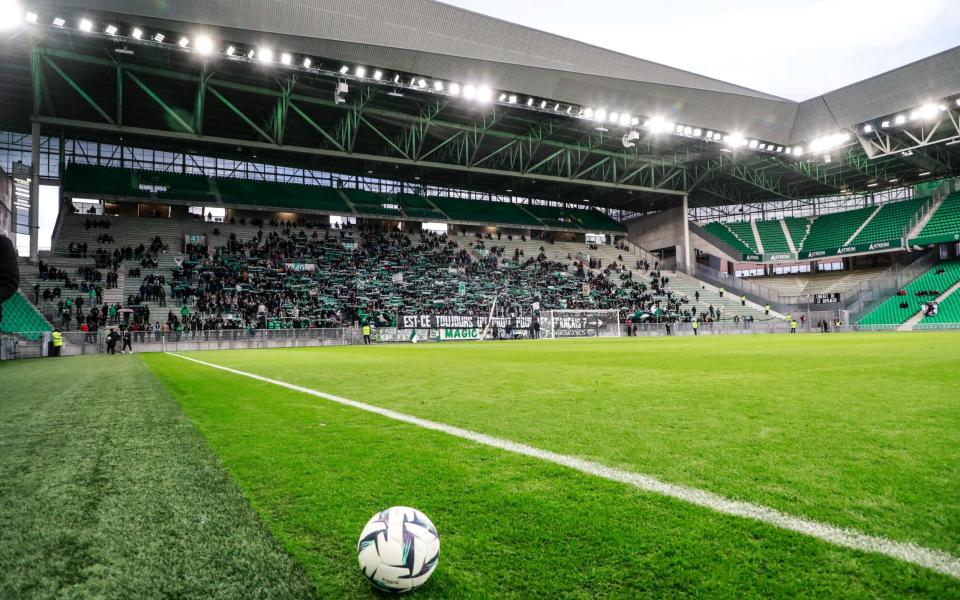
[802,206,875,252]
[0,292,53,340]
[702,222,755,255]
[911,192,960,244]
[755,219,790,253]
[859,259,960,326]
[850,198,923,246]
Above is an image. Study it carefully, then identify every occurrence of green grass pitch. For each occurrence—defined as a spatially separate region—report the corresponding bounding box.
[2,333,959,597]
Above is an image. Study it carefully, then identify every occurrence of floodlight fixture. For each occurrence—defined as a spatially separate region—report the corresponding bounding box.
[258,47,274,63]
[448,82,461,95]
[894,114,906,125]
[226,46,236,56]
[194,36,214,55]
[594,108,607,122]
[153,32,165,43]
[508,95,517,104]
[372,70,382,80]
[463,84,477,100]
[79,18,93,32]
[339,65,349,74]
[863,124,873,133]
[476,86,493,102]
[279,52,292,65]
[355,66,366,77]
[52,17,66,27]
[178,36,190,48]
[104,24,118,36]
[25,11,37,24]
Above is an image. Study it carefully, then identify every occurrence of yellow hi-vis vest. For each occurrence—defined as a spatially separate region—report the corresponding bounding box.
[691,321,699,330]
[52,331,64,347]
[362,325,371,336]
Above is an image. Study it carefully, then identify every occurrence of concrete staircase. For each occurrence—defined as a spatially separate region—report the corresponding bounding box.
[905,194,948,241]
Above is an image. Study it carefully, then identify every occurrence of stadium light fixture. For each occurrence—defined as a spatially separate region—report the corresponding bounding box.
[448,82,461,95]
[793,146,804,156]
[645,116,672,134]
[889,178,899,183]
[608,112,619,124]
[247,49,255,59]
[539,100,548,109]
[631,117,640,126]
[79,18,93,32]
[918,103,941,120]
[0,1,22,29]
[867,182,879,187]
[104,24,118,36]
[178,36,190,48]
[339,65,349,74]
[748,139,759,149]
[554,103,561,111]
[226,46,236,56]
[919,171,931,176]
[619,113,631,127]
[894,114,906,125]
[498,93,507,102]
[526,98,535,107]
[594,108,607,122]
[258,48,274,63]
[195,36,214,55]
[508,95,517,104]
[52,17,66,27]
[25,11,37,24]
[476,86,493,102]
[463,84,477,100]
[153,33,165,43]
[372,70,382,80]
[280,52,292,65]
[863,124,873,133]
[393,74,401,83]
[436,82,446,92]
[693,128,702,136]
[417,78,427,88]
[880,120,890,128]
[583,107,594,119]
[355,66,366,77]
[131,27,143,39]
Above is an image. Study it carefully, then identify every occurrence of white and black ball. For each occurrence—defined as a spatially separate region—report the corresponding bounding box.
[357,506,440,593]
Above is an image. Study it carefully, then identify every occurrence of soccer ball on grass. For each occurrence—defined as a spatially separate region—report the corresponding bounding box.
[357,506,440,593]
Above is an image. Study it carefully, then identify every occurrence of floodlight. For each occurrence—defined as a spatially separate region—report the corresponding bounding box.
[881,120,890,128]
[793,146,804,156]
[79,19,93,32]
[476,86,493,102]
[105,24,118,36]
[863,124,873,133]
[554,104,561,111]
[693,128,702,136]
[894,114,906,125]
[608,112,619,123]
[508,95,517,104]
[258,48,274,63]
[355,66,366,77]
[594,108,607,122]
[748,139,759,149]
[919,171,931,176]
[52,17,66,27]
[889,178,899,183]
[153,33,165,43]
[24,12,38,24]
[539,100,548,109]
[226,46,236,56]
[131,27,143,39]
[194,36,214,55]
[393,74,401,83]
[867,182,879,187]
[498,93,507,101]
[725,133,747,148]
[619,113,631,126]
[526,98,534,106]
[178,36,190,48]
[339,65,349,74]
[448,82,461,95]
[417,78,427,88]
[247,49,255,59]
[645,116,671,134]
[372,70,382,80]
[436,82,446,92]
[918,104,940,120]
[463,84,476,100]
[631,117,640,126]
[583,108,594,119]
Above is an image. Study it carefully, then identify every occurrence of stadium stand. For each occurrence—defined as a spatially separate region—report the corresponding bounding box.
[850,198,924,246]
[19,213,771,334]
[725,221,760,253]
[802,206,876,252]
[910,192,960,245]
[702,222,756,255]
[750,268,890,299]
[858,260,960,326]
[755,219,791,253]
[784,217,811,250]
[0,290,52,339]
[920,286,960,324]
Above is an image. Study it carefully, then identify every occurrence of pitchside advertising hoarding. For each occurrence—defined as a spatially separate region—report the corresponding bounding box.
[399,315,606,338]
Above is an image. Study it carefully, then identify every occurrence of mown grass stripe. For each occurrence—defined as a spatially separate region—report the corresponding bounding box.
[166,351,960,580]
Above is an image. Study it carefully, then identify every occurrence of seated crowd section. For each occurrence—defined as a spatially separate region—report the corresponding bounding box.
[7,210,775,338]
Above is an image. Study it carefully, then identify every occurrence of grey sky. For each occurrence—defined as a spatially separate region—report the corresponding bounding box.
[442,0,960,101]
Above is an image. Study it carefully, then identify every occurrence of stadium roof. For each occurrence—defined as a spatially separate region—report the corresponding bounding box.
[2,0,959,213]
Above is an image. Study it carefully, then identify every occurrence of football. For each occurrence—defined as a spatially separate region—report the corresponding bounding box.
[357,506,440,593]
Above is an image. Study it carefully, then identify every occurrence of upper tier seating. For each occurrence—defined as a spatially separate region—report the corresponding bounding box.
[755,219,790,253]
[912,192,960,243]
[428,196,543,228]
[725,222,759,252]
[342,189,403,217]
[858,260,960,326]
[850,198,923,246]
[702,222,755,255]
[784,217,810,249]
[803,206,876,251]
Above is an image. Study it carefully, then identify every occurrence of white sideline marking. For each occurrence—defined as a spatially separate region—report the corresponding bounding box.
[165,351,960,580]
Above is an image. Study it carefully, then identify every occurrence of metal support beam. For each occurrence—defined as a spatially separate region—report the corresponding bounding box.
[41,56,115,125]
[208,85,274,143]
[34,116,687,196]
[29,122,40,260]
[125,71,193,134]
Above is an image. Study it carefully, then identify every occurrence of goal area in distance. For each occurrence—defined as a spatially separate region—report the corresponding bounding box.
[541,309,621,339]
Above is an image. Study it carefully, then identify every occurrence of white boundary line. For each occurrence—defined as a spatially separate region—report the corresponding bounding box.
[165,351,960,580]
